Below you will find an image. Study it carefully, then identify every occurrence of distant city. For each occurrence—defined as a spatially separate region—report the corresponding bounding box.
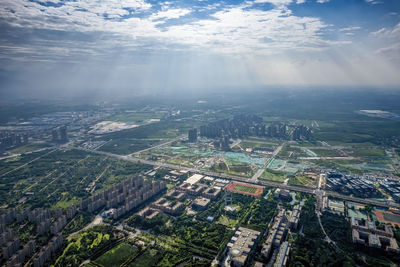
[0,92,400,267]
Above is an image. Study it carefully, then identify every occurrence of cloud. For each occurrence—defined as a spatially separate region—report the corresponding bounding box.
[0,0,336,57]
[316,0,330,3]
[339,26,361,32]
[371,23,400,39]
[253,0,292,6]
[150,8,192,21]
[365,0,383,4]
[376,42,400,57]
[0,0,399,92]
[163,6,335,53]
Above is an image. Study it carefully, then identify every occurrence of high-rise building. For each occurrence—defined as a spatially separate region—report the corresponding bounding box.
[188,128,197,143]
[51,129,59,142]
[59,126,68,142]
[51,126,68,143]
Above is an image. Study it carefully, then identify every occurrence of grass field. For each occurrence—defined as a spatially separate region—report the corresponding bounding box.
[129,248,164,267]
[310,149,343,157]
[8,143,50,154]
[351,148,386,157]
[217,215,238,228]
[95,242,138,267]
[260,170,287,183]
[233,184,258,193]
[289,175,316,187]
[99,139,161,155]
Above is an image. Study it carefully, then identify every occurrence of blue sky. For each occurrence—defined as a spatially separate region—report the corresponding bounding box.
[0,0,399,98]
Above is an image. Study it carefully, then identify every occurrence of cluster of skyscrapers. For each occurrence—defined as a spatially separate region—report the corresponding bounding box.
[261,205,301,266]
[51,126,68,143]
[0,206,76,267]
[188,114,312,150]
[0,176,164,266]
[81,177,166,220]
[0,132,29,154]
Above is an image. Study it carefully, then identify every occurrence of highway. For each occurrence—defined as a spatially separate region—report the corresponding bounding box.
[250,142,285,182]
[0,147,59,178]
[70,145,400,209]
[128,135,186,156]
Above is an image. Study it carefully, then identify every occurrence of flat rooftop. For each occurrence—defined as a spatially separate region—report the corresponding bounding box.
[185,174,203,185]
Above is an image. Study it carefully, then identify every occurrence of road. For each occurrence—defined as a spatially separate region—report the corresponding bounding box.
[0,148,59,178]
[250,142,285,182]
[68,146,400,209]
[230,139,242,149]
[68,215,104,238]
[298,156,357,160]
[128,135,185,156]
[316,211,335,245]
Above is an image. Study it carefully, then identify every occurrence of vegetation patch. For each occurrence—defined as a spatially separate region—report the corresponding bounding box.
[260,169,287,183]
[94,242,138,267]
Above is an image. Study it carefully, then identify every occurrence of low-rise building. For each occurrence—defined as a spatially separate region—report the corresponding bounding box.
[274,189,290,200]
[152,198,184,215]
[350,217,400,253]
[202,187,221,199]
[138,207,160,220]
[192,197,211,211]
[178,183,206,195]
[227,227,260,267]
[166,190,186,201]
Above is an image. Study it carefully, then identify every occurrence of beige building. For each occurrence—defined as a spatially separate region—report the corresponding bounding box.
[227,227,260,267]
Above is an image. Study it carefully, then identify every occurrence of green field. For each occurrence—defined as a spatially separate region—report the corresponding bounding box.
[351,148,386,157]
[8,143,51,154]
[94,242,138,267]
[217,215,238,228]
[310,149,343,157]
[129,248,164,267]
[99,139,161,155]
[0,148,151,209]
[233,184,258,193]
[289,175,316,187]
[260,169,287,183]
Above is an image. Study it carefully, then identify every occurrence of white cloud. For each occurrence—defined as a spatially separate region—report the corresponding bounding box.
[339,26,361,32]
[0,0,336,55]
[253,0,292,6]
[376,42,400,61]
[150,8,191,21]
[296,0,306,4]
[159,6,335,53]
[371,23,400,38]
[365,0,383,4]
[317,0,330,3]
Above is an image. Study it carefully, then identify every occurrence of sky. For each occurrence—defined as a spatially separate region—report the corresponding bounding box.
[0,0,400,99]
